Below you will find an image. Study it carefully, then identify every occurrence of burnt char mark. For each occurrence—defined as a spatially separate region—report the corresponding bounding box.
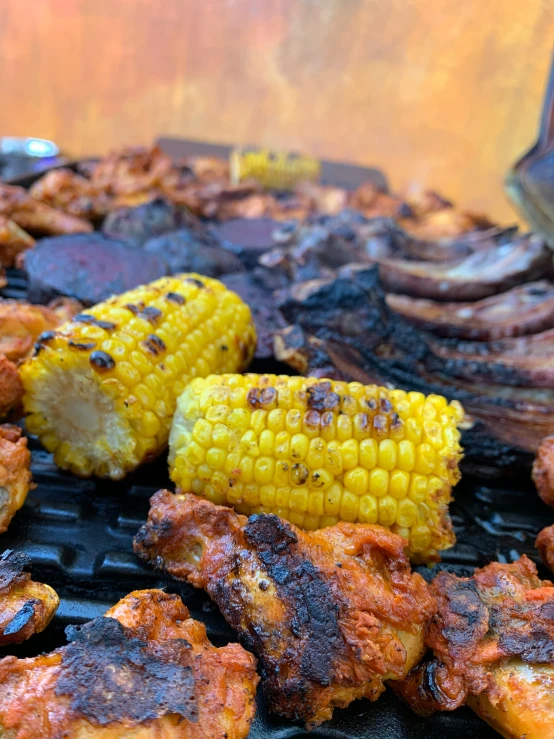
[89,351,116,371]
[185,278,204,288]
[243,514,342,687]
[139,306,163,325]
[442,580,488,648]
[37,330,57,343]
[125,303,140,315]
[499,626,554,663]
[306,383,340,412]
[166,292,185,305]
[74,314,116,331]
[0,550,30,590]
[56,617,198,725]
[247,387,277,409]
[146,334,166,352]
[141,335,165,356]
[2,599,38,636]
[68,340,97,351]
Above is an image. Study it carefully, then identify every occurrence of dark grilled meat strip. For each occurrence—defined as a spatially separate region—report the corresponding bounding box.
[134,491,435,728]
[395,557,554,739]
[378,235,551,301]
[387,281,554,341]
[0,589,259,739]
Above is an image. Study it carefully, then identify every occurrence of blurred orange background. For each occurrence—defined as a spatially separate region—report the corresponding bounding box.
[1,0,553,223]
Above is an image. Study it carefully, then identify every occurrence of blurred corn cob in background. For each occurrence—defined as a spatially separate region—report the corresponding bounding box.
[169,374,464,561]
[230,147,321,190]
[21,275,256,479]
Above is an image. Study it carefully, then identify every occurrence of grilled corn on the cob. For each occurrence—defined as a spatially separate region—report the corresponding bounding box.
[21,275,256,479]
[169,374,464,561]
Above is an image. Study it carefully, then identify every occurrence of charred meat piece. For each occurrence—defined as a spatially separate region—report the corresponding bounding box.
[395,556,554,739]
[28,168,112,221]
[533,435,554,509]
[213,217,281,269]
[102,197,191,246]
[0,589,258,738]
[221,272,288,358]
[387,281,554,340]
[145,227,244,276]
[134,491,435,728]
[0,550,59,646]
[0,299,80,363]
[536,524,554,572]
[0,216,35,268]
[0,355,23,419]
[23,233,167,305]
[0,425,32,533]
[379,235,551,300]
[0,183,93,236]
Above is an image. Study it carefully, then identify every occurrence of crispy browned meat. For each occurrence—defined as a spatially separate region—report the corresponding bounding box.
[0,550,58,646]
[533,436,554,508]
[0,354,23,418]
[0,216,35,268]
[90,146,177,196]
[395,556,554,739]
[0,299,77,363]
[0,424,33,533]
[0,183,93,236]
[134,491,435,728]
[0,588,258,739]
[536,525,554,572]
[29,168,112,220]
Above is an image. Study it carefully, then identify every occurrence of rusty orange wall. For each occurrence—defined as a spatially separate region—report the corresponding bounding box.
[0,0,553,222]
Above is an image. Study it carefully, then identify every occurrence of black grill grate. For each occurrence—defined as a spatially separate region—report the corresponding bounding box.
[1,271,551,738]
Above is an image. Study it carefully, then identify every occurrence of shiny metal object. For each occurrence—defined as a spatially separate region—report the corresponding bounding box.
[0,137,59,158]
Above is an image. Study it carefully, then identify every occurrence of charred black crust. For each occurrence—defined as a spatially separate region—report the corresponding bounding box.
[89,350,116,371]
[146,333,166,352]
[0,550,30,590]
[55,617,198,725]
[37,330,57,343]
[74,314,116,331]
[166,292,185,304]
[442,579,488,648]
[139,306,163,325]
[68,340,97,351]
[243,514,343,688]
[306,383,340,411]
[141,335,165,355]
[2,599,38,637]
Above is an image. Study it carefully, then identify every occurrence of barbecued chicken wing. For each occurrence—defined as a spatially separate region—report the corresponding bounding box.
[0,550,58,646]
[395,556,554,739]
[0,183,92,236]
[0,588,258,738]
[0,424,33,533]
[134,490,435,727]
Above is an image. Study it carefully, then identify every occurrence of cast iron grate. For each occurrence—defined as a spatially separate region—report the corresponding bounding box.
[1,275,551,738]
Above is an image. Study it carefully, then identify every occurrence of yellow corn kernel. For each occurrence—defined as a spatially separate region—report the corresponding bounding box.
[397,440,416,471]
[324,482,342,516]
[326,441,343,475]
[359,494,378,524]
[259,484,276,507]
[274,461,290,486]
[290,486,309,513]
[389,469,410,499]
[397,498,418,528]
[274,431,290,459]
[259,429,275,456]
[310,468,333,490]
[340,439,359,470]
[307,491,325,517]
[291,433,309,461]
[212,423,231,449]
[369,468,389,497]
[360,438,378,469]
[340,491,359,521]
[415,443,436,475]
[337,414,353,441]
[378,496,397,527]
[409,474,428,504]
[378,439,397,471]
[254,457,275,485]
[238,456,254,483]
[205,447,226,471]
[344,467,369,495]
[306,437,325,469]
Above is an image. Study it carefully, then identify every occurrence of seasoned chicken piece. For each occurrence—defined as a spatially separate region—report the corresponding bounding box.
[0,216,35,268]
[90,146,177,196]
[0,183,93,236]
[395,556,554,739]
[0,299,79,363]
[0,424,32,533]
[0,550,58,645]
[134,491,436,728]
[0,354,23,418]
[29,168,112,220]
[533,435,554,509]
[0,589,258,739]
[536,524,554,572]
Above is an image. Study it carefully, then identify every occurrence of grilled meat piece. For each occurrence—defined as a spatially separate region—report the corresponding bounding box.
[23,233,168,305]
[145,228,244,276]
[536,524,554,572]
[395,556,554,739]
[0,355,23,419]
[0,216,35,268]
[379,235,551,300]
[0,299,80,363]
[0,589,258,738]
[387,281,554,340]
[532,435,554,509]
[0,550,58,646]
[29,168,112,221]
[102,198,191,246]
[134,491,436,727]
[0,183,93,236]
[0,425,32,533]
[88,145,177,197]
[214,217,280,269]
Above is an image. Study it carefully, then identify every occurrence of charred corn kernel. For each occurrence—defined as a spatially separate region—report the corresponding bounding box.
[21,274,255,480]
[170,375,463,560]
